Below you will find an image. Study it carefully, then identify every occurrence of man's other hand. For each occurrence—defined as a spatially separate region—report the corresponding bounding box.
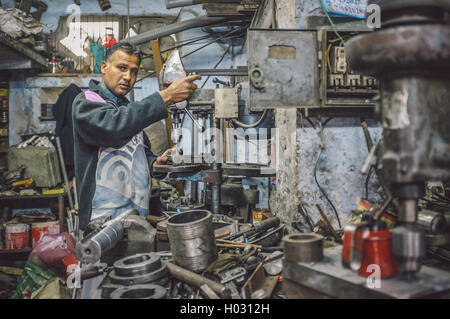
[154,147,174,166]
[159,74,201,105]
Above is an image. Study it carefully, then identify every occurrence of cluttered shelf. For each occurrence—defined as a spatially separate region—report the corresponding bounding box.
[0,193,67,201]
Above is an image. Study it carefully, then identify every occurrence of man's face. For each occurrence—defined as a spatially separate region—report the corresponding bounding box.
[101,50,139,98]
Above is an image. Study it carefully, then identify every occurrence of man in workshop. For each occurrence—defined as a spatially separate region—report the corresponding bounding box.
[72,42,201,230]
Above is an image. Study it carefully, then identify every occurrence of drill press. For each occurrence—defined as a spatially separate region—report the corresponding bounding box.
[346,0,450,277]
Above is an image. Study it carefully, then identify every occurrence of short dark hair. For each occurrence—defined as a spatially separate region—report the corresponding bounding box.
[105,42,141,64]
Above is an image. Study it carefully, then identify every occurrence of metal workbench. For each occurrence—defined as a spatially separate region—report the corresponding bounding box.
[282,246,450,299]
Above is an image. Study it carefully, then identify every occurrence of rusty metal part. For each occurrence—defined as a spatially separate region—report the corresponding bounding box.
[282,233,324,263]
[227,216,280,241]
[113,253,161,277]
[110,284,167,299]
[167,262,231,298]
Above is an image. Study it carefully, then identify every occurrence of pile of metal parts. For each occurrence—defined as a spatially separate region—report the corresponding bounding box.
[74,207,287,299]
[346,0,450,278]
[104,253,169,299]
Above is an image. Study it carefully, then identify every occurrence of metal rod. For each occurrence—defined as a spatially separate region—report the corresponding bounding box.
[165,0,202,9]
[56,137,74,210]
[167,262,230,298]
[186,68,248,77]
[184,109,203,131]
[121,16,232,46]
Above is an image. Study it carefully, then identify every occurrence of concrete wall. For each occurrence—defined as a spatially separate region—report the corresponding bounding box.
[296,117,382,229]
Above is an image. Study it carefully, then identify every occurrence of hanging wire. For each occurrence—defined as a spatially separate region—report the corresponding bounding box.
[313,118,342,229]
[181,26,246,59]
[199,44,232,88]
[320,0,345,46]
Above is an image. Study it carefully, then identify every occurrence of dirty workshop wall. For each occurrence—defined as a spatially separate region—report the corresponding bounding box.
[296,117,382,230]
[271,0,384,231]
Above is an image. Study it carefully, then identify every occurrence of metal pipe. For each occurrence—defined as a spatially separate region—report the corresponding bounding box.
[75,209,135,264]
[167,210,217,273]
[210,116,222,215]
[165,0,202,9]
[185,68,248,77]
[167,262,230,298]
[417,209,447,234]
[121,16,231,46]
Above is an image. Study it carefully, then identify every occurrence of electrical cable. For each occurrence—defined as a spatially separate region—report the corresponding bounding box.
[365,166,373,200]
[181,26,247,59]
[313,117,342,229]
[320,0,345,46]
[200,44,232,88]
[231,110,268,129]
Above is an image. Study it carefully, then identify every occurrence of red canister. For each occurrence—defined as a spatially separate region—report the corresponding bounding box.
[358,228,398,278]
[5,224,30,249]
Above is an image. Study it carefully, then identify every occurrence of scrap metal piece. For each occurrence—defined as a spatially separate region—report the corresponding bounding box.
[218,267,246,284]
[200,284,220,299]
[167,210,217,273]
[167,262,231,298]
[282,233,324,263]
[241,262,278,299]
[113,253,161,277]
[225,281,242,299]
[109,262,169,286]
[262,251,283,275]
[76,218,124,264]
[417,209,447,234]
[251,289,267,299]
[110,284,167,299]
